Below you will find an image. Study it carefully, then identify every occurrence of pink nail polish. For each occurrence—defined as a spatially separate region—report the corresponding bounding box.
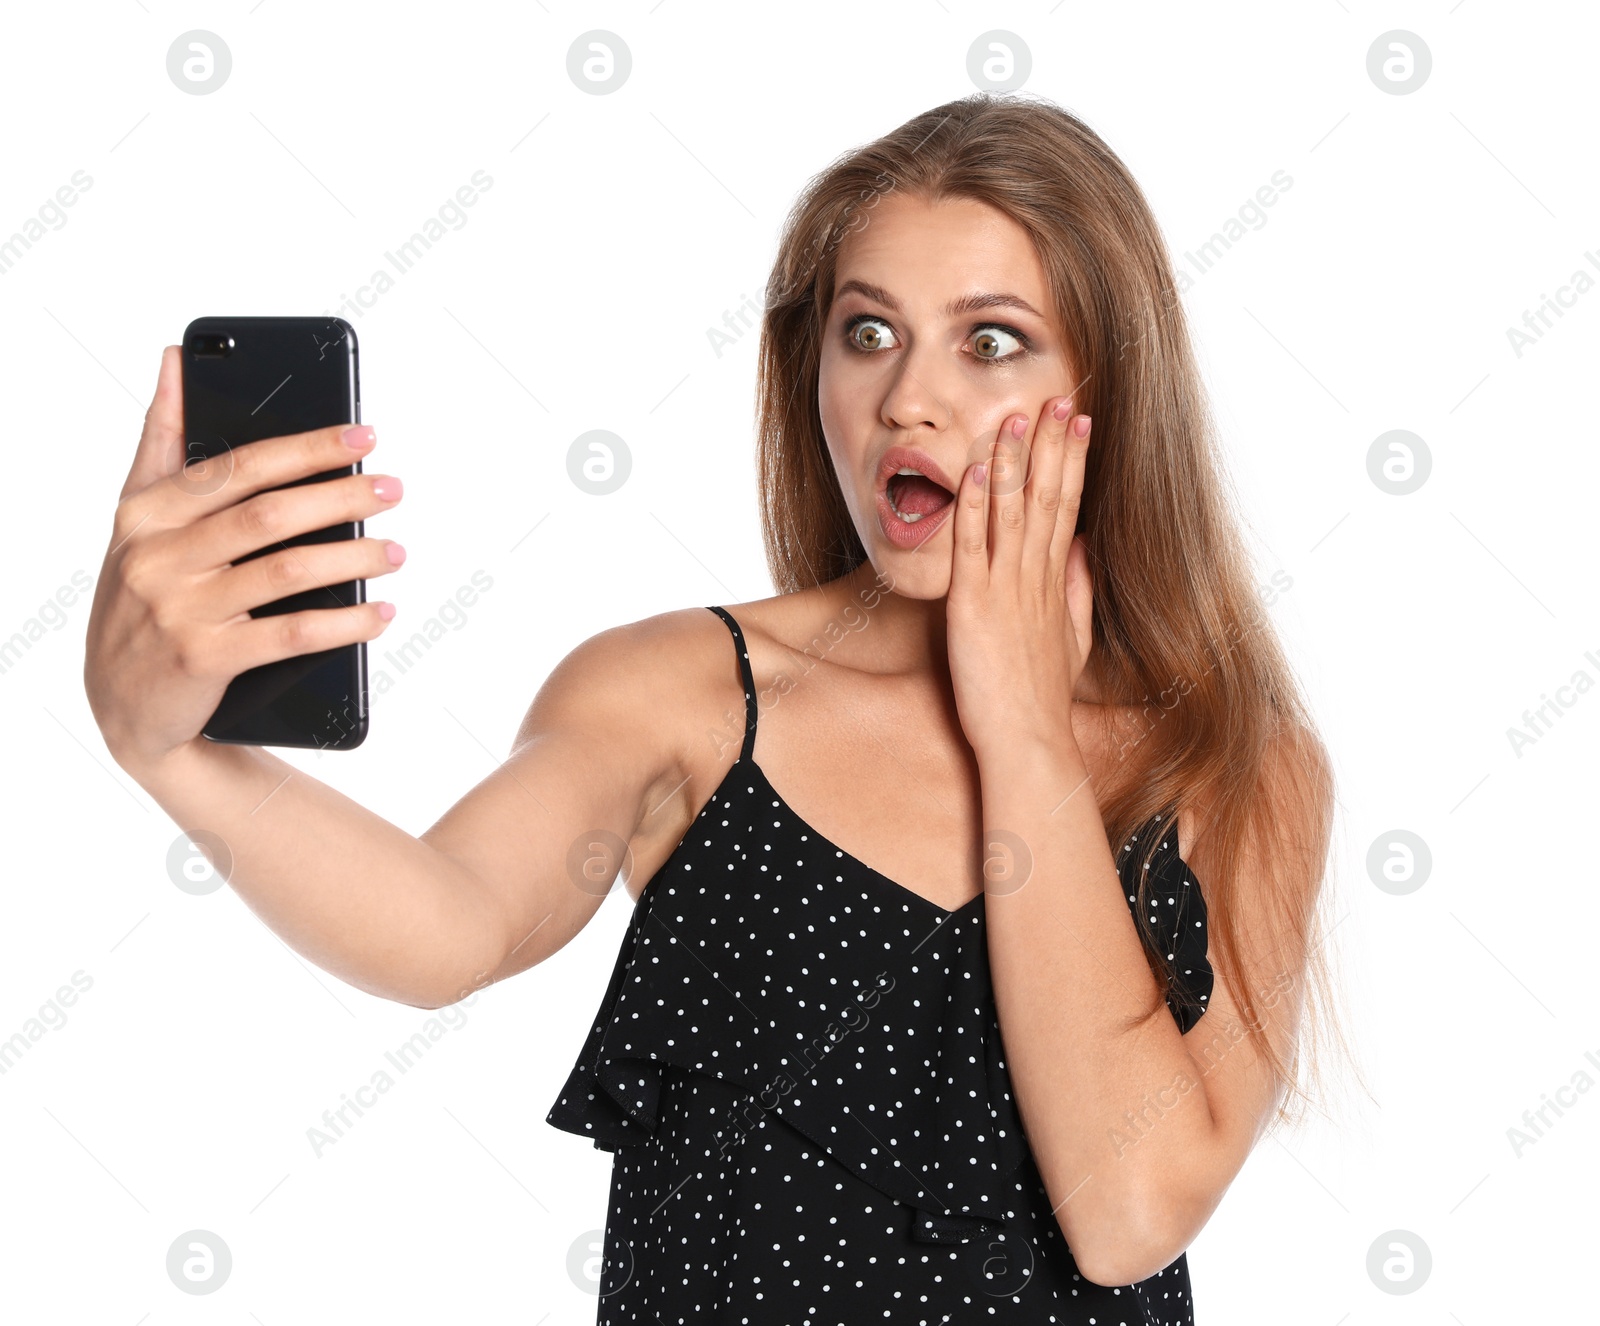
[1052,400,1071,421]
[385,541,407,565]
[1011,415,1027,439]
[377,602,396,620]
[372,476,403,501]
[344,425,375,450]
[1074,415,1092,438]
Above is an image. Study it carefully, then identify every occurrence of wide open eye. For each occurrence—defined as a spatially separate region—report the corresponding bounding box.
[972,325,1025,361]
[846,315,898,352]
[841,314,1032,364]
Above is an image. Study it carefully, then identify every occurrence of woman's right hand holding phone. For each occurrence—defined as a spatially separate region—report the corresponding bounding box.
[84,345,405,775]
[78,343,709,1012]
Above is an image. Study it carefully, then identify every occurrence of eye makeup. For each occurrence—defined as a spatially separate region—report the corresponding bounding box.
[839,311,1035,366]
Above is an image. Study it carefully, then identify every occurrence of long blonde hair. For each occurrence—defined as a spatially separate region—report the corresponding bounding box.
[753,91,1355,1130]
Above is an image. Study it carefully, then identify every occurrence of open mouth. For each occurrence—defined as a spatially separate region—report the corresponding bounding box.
[885,469,956,523]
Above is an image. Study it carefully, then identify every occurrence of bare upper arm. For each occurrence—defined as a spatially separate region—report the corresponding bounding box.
[416,607,718,996]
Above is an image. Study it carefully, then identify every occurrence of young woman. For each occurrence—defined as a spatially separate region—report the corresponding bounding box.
[86,92,1337,1324]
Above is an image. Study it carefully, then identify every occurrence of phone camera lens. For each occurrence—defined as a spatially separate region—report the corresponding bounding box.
[190,333,235,358]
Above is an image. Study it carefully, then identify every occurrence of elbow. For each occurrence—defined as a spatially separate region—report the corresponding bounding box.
[1073,1234,1186,1290]
[401,981,463,1011]
[385,982,464,1012]
[406,951,506,1011]
[1057,1116,1229,1285]
[419,965,502,1011]
[400,992,447,1012]
[1063,1192,1192,1288]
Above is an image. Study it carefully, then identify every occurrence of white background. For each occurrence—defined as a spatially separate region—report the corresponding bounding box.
[1,1,1593,1322]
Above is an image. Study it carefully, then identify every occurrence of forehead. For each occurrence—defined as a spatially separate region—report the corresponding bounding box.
[831,192,1049,310]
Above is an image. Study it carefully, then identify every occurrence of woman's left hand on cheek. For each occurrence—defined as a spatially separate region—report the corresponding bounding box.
[947,397,1094,761]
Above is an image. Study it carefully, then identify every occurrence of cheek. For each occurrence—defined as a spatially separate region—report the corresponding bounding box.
[816,385,843,466]
[971,363,1073,442]
[969,401,1028,453]
[816,354,865,464]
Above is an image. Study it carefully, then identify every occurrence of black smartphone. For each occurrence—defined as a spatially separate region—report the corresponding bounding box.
[181,316,369,751]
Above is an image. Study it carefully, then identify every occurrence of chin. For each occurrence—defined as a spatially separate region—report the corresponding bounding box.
[859,547,952,600]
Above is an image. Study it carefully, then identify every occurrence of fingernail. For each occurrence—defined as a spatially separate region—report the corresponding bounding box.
[972,463,987,487]
[1052,399,1072,421]
[372,476,403,501]
[377,601,396,621]
[1011,415,1028,439]
[385,541,407,566]
[344,425,376,450]
[1074,415,1092,438]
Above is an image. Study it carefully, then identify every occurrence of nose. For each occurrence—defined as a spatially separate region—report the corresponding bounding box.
[878,343,954,434]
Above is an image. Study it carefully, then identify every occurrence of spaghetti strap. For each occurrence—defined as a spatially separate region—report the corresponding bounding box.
[704,605,757,763]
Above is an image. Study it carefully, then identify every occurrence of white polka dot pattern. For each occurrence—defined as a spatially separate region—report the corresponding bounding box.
[545,605,1213,1324]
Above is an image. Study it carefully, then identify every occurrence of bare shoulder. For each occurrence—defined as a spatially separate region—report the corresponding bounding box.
[556,592,812,768]
[522,603,736,781]
[649,590,827,767]
[543,597,814,904]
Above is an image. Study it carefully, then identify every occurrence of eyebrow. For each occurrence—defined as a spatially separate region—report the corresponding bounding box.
[833,278,1047,322]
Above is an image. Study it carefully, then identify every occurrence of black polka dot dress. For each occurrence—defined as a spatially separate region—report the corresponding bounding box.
[547,605,1214,1324]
